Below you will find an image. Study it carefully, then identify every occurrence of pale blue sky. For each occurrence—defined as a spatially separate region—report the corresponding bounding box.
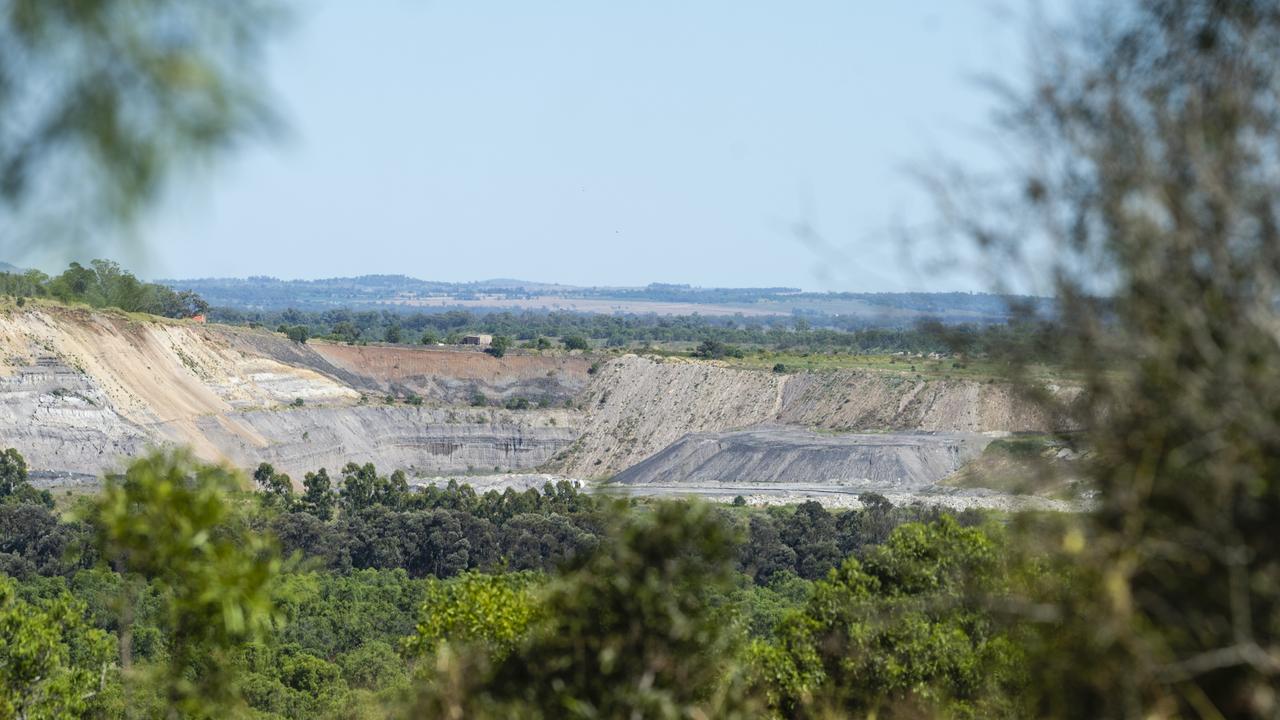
[139,1,1026,290]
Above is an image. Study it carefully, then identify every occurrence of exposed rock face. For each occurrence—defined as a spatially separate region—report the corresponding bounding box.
[0,307,360,473]
[553,355,1065,477]
[208,327,591,406]
[195,407,579,480]
[0,306,358,415]
[0,358,150,479]
[550,355,786,477]
[0,305,580,480]
[612,427,990,488]
[776,370,1068,432]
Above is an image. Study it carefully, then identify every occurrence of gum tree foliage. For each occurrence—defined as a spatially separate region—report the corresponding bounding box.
[0,447,28,496]
[0,446,1025,717]
[253,462,294,511]
[561,334,589,351]
[0,446,52,508]
[300,468,335,520]
[84,450,284,716]
[740,514,797,586]
[750,517,1026,719]
[778,501,842,580]
[283,324,309,344]
[484,334,511,358]
[0,577,120,719]
[0,0,283,254]
[0,501,86,577]
[0,261,209,317]
[258,474,606,580]
[404,571,543,660]
[929,1,1280,716]
[499,513,600,572]
[414,502,759,719]
[215,305,1067,359]
[693,338,745,359]
[338,461,409,513]
[273,568,425,662]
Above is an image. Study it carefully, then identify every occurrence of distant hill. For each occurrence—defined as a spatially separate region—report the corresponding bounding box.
[0,261,26,273]
[159,273,1049,325]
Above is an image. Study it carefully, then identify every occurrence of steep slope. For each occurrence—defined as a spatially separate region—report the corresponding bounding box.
[0,303,581,480]
[0,357,150,476]
[777,370,1067,432]
[550,355,786,476]
[0,305,358,462]
[553,355,1066,477]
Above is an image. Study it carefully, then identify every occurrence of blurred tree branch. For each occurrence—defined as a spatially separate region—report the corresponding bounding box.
[927,1,1280,716]
[0,0,285,260]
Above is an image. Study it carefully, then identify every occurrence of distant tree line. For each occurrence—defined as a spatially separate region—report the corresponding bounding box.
[0,447,963,589]
[576,285,1049,316]
[0,259,1060,360]
[218,306,1063,359]
[0,260,208,318]
[165,275,1048,320]
[251,459,968,582]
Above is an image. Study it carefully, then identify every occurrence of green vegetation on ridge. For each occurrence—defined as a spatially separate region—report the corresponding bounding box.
[0,260,208,319]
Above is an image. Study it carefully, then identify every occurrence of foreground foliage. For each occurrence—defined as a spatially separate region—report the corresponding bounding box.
[752,517,1026,718]
[0,577,118,719]
[929,1,1280,715]
[0,448,1032,718]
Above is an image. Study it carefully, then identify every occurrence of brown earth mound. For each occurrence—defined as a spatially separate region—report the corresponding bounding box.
[308,343,591,404]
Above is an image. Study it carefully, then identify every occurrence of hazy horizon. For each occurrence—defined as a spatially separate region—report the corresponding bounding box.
[7,258,1033,295]
[151,272,1018,295]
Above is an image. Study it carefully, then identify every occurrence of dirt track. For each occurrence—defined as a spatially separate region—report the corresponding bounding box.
[613,482,1077,512]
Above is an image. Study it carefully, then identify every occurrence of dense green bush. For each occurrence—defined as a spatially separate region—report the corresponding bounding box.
[0,446,1027,718]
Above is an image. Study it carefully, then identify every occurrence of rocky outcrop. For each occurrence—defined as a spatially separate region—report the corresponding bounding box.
[0,305,358,418]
